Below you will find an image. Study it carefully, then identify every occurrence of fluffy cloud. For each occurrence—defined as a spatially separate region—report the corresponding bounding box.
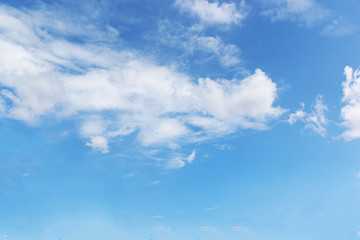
[86,136,109,153]
[175,0,247,25]
[288,95,328,136]
[0,4,285,164]
[340,66,360,140]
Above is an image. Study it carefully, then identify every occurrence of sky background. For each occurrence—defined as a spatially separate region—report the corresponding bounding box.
[0,0,360,239]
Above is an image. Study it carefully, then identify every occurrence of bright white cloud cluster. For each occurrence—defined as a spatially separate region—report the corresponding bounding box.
[340,66,360,140]
[175,0,247,25]
[0,5,284,166]
[288,95,328,136]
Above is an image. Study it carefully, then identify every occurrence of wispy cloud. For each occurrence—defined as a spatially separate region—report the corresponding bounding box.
[304,95,328,136]
[165,150,196,169]
[321,18,359,37]
[200,225,217,231]
[261,0,330,27]
[186,150,196,163]
[204,207,215,211]
[261,0,358,36]
[122,173,135,179]
[175,0,247,25]
[149,180,161,185]
[153,226,171,232]
[288,95,328,136]
[153,20,242,67]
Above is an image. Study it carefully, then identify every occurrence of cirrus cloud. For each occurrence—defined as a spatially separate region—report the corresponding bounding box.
[288,95,328,136]
[175,0,247,25]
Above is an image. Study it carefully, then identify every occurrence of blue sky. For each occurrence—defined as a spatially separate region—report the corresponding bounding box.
[0,0,360,239]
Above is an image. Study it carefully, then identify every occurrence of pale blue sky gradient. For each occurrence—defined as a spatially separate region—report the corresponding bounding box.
[0,0,360,239]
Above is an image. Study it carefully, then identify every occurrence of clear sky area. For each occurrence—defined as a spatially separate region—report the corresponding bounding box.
[1,0,360,239]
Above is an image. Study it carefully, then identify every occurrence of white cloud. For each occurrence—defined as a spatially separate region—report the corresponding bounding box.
[232,225,249,231]
[340,66,360,140]
[154,20,241,67]
[175,0,247,25]
[288,103,306,125]
[138,118,190,146]
[188,35,241,66]
[168,1,244,67]
[152,215,163,219]
[304,95,327,136]
[165,150,196,169]
[80,116,109,137]
[0,4,285,165]
[166,157,186,169]
[261,0,330,27]
[186,150,196,163]
[86,136,109,153]
[153,226,171,232]
[200,225,217,231]
[288,95,328,136]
